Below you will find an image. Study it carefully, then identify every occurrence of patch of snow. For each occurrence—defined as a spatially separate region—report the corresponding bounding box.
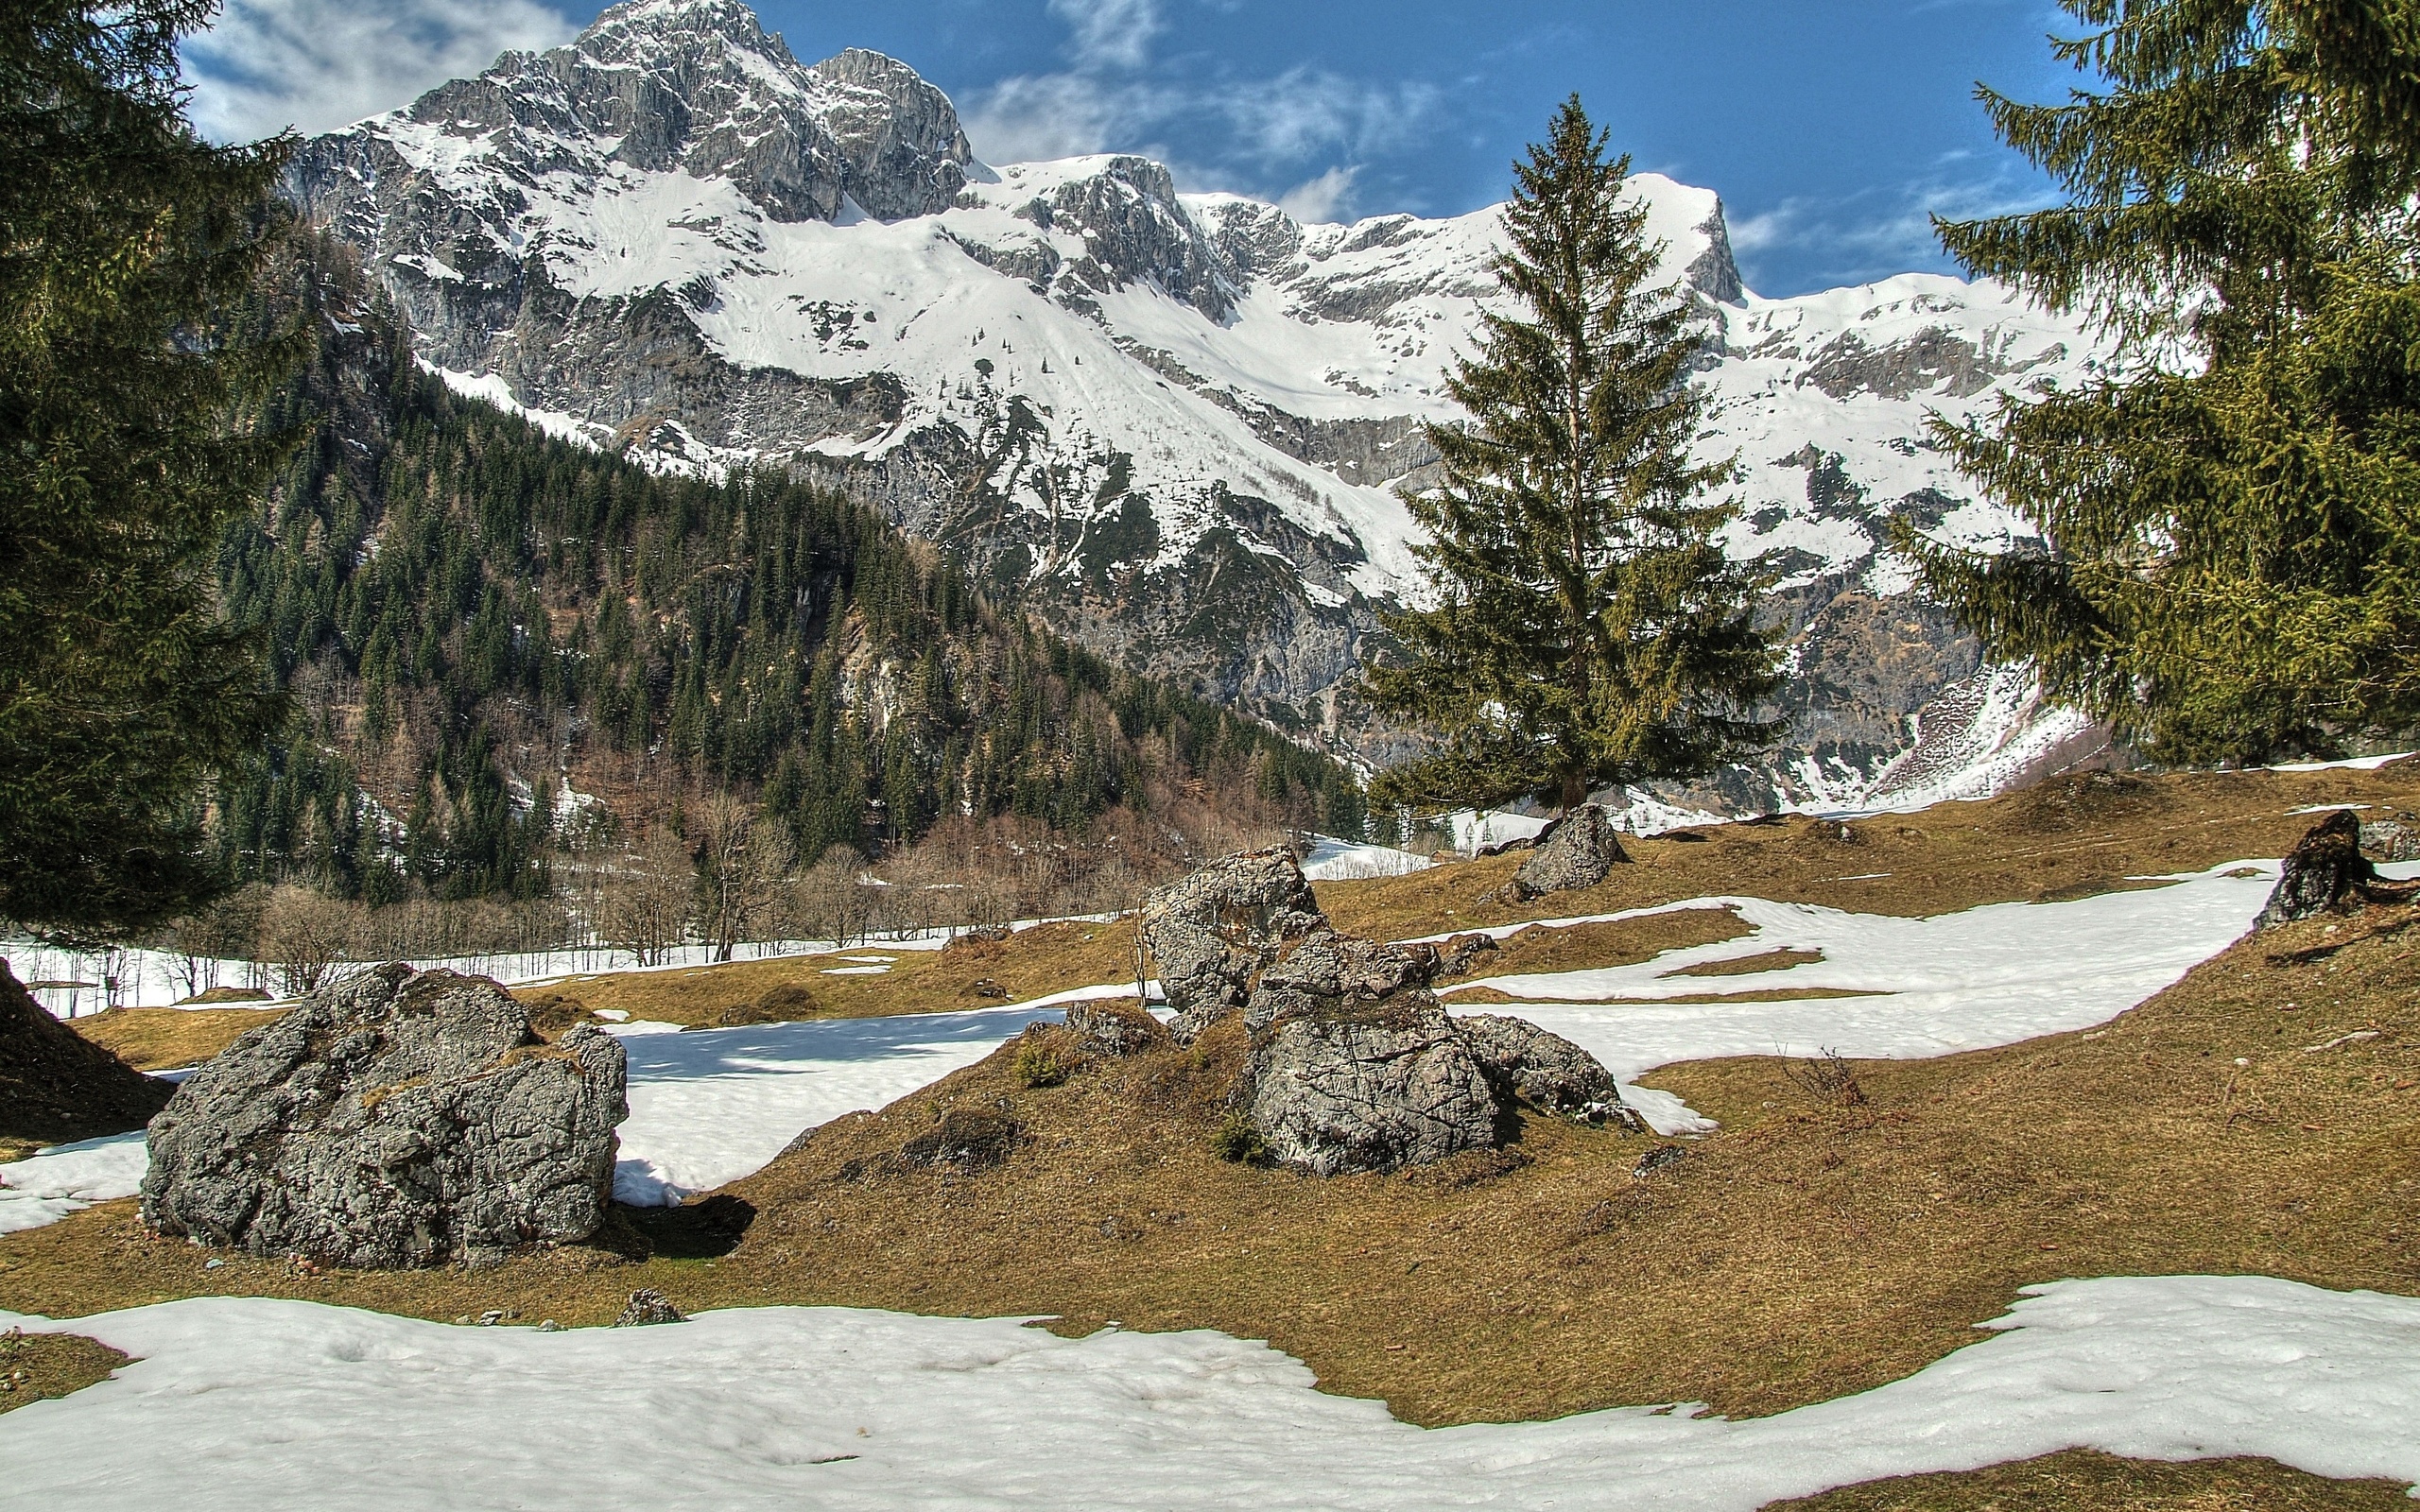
[3,1276,2414,1508]
[0,1133,149,1235]
[2271,752,2417,772]
[1301,835,1434,881]
[1439,862,2275,1101]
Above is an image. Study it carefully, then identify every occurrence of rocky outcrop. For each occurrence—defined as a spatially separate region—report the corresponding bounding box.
[1064,999,1167,1057]
[1455,1014,1638,1125]
[140,964,627,1269]
[1241,928,1436,1032]
[1139,848,1325,1040]
[614,1288,685,1327]
[1488,805,1628,903]
[2256,811,2380,929]
[2361,818,2420,863]
[1244,996,1500,1178]
[0,964,174,1147]
[1127,848,1640,1177]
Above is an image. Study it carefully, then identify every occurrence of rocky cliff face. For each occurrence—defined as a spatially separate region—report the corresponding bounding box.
[287,0,2111,816]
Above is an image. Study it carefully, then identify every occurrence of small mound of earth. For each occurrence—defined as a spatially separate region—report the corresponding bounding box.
[142,963,627,1269]
[0,962,173,1147]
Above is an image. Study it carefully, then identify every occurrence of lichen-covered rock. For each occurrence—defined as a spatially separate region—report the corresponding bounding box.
[614,1289,685,1327]
[1433,932,1501,980]
[1454,1014,1641,1127]
[2256,810,2378,929]
[1063,999,1167,1057]
[2360,818,2420,863]
[1244,996,1498,1177]
[1511,805,1629,896]
[1140,848,1326,1040]
[140,964,627,1269]
[1241,928,1434,1032]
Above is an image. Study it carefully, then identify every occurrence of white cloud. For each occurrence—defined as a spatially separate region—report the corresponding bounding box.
[1275,165,1357,224]
[183,0,577,142]
[1728,173,2057,291]
[1046,0,1163,72]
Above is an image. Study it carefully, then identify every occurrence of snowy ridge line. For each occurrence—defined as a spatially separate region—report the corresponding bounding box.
[0,1275,2413,1508]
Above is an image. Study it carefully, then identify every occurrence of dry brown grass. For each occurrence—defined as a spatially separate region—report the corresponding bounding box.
[0,1329,128,1413]
[1321,763,2420,938]
[1760,1449,2413,1510]
[70,1005,286,1073]
[511,920,1143,1030]
[10,898,2414,1447]
[1667,946,1826,977]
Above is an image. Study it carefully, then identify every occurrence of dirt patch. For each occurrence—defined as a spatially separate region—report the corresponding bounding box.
[0,1328,130,1413]
[1762,1448,2412,1510]
[0,966,174,1149]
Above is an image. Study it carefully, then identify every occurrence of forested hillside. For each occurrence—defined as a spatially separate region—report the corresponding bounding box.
[208,234,1364,915]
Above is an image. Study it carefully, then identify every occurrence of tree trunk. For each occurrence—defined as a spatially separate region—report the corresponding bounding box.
[1560,771,1589,814]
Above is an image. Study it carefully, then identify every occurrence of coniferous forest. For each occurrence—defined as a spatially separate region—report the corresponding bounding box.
[205,235,1363,932]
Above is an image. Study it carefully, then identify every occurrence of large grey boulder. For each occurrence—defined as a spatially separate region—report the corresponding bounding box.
[141,964,627,1269]
[1140,847,1326,1040]
[1244,994,1498,1177]
[1455,1014,1641,1127]
[1506,804,1629,899]
[2256,810,2378,929]
[1241,927,1435,1032]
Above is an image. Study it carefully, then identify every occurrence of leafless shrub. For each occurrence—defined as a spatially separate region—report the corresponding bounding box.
[257,885,360,997]
[597,826,695,966]
[1784,1047,1868,1109]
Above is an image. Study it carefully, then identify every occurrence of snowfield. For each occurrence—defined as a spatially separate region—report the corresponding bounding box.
[1,1276,2413,1509]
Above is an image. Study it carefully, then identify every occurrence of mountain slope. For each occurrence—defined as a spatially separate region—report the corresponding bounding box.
[212,232,1365,902]
[286,0,2112,808]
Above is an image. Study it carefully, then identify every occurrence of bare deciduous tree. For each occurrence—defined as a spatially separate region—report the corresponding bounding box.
[597,826,694,967]
[257,885,359,997]
[694,792,795,963]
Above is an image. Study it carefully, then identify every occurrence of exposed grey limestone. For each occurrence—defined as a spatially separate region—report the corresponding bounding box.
[1454,1013,1639,1126]
[1508,805,1629,897]
[1243,995,1499,1177]
[614,1289,685,1326]
[2361,818,2420,863]
[140,964,627,1269]
[1063,999,1168,1057]
[1141,848,1327,1040]
[1432,933,1501,981]
[1240,928,1437,1032]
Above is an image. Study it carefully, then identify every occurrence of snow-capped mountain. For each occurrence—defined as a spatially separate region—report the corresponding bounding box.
[285,0,2113,810]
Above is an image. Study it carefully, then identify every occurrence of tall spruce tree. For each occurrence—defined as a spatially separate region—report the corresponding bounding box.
[1892,0,2420,762]
[1365,98,1779,816]
[0,0,297,935]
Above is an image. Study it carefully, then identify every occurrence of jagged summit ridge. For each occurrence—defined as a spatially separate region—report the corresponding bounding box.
[286,0,2108,810]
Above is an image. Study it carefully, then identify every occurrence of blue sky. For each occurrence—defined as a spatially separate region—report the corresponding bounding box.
[186,0,2083,297]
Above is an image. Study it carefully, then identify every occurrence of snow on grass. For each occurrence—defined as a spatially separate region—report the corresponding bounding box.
[2,1275,2412,1509]
[604,1005,1073,1204]
[1301,835,1434,881]
[0,1133,149,1236]
[1440,863,2277,1102]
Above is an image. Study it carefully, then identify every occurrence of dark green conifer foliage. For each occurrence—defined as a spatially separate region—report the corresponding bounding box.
[1365,98,1780,815]
[0,0,296,935]
[1896,0,2420,761]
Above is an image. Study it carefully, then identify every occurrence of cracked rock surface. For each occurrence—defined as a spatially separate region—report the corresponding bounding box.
[1140,847,1325,1040]
[141,964,627,1269]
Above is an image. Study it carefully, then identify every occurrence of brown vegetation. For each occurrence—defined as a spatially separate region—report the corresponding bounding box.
[1758,1448,2413,1511]
[0,1329,129,1414]
[10,900,2416,1448]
